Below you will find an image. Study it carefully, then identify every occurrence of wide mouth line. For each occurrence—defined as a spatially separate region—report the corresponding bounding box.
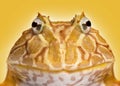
[9,62,113,73]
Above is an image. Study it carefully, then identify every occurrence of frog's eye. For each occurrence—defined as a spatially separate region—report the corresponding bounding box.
[80,17,91,33]
[31,18,44,34]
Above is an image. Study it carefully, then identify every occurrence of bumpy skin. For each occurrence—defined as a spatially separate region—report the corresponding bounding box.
[0,13,120,86]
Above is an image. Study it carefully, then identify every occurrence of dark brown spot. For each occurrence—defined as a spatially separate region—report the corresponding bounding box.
[22,55,33,66]
[32,74,37,81]
[39,72,44,77]
[59,77,64,81]
[71,76,76,81]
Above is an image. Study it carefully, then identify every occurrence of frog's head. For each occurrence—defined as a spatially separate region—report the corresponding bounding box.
[8,12,114,72]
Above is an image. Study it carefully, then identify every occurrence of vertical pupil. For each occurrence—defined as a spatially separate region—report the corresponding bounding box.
[32,22,37,27]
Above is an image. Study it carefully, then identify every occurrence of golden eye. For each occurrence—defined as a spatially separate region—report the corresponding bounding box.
[80,17,91,33]
[31,18,44,34]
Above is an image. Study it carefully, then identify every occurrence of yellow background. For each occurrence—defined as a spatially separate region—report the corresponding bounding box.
[0,0,120,83]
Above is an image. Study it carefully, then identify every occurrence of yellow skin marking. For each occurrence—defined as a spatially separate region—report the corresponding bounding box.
[0,13,120,86]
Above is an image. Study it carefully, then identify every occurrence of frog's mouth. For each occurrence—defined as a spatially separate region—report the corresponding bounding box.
[8,61,113,73]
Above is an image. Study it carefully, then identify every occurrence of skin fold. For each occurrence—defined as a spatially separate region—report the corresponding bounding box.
[0,13,120,86]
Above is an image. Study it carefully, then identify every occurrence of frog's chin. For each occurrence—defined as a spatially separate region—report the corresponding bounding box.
[8,61,113,73]
[8,63,113,86]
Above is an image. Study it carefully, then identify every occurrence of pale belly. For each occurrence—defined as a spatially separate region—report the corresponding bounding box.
[15,68,108,86]
[10,63,111,86]
[18,81,105,86]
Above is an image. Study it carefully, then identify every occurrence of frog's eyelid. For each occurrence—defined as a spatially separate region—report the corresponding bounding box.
[33,18,43,25]
[80,17,89,25]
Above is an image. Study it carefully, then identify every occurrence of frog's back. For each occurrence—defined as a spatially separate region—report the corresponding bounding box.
[8,13,114,71]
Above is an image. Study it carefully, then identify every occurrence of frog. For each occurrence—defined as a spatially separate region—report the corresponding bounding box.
[0,12,120,86]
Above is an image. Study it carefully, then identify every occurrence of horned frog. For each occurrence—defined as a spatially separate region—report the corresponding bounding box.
[0,13,120,86]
